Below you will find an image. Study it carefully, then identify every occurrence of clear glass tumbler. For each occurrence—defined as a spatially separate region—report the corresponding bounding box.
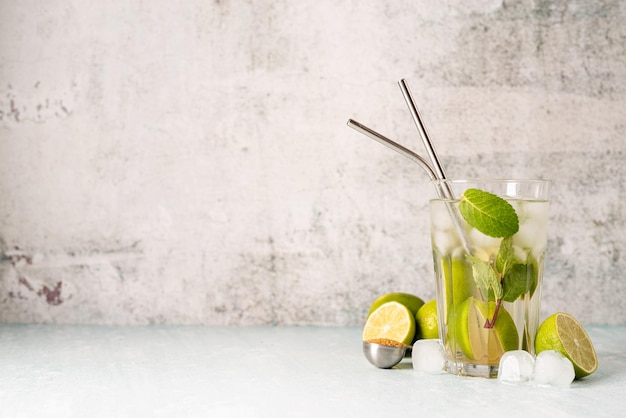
[429,179,550,378]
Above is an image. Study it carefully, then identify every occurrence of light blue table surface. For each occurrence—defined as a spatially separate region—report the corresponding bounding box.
[0,325,623,417]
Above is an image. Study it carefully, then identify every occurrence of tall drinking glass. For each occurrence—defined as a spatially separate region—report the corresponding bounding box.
[429,179,550,378]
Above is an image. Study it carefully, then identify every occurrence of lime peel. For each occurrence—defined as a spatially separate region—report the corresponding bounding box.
[535,312,598,378]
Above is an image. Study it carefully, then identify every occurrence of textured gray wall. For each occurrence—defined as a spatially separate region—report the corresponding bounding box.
[1,0,624,325]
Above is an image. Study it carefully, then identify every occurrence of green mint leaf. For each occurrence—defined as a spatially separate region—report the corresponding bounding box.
[466,254,502,301]
[495,236,514,274]
[459,188,520,238]
[526,260,539,298]
[502,263,533,302]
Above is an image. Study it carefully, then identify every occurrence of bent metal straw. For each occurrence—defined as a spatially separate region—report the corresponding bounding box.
[346,79,471,253]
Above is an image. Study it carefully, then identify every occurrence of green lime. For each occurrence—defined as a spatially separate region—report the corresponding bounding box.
[535,312,598,378]
[455,297,519,363]
[416,299,439,340]
[367,292,425,318]
[362,301,416,346]
[443,258,477,308]
[441,258,476,348]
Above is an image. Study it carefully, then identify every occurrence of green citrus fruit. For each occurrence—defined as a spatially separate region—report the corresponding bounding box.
[367,292,425,318]
[535,312,598,378]
[443,258,477,308]
[362,301,416,346]
[416,299,439,340]
[455,297,519,363]
[440,258,478,350]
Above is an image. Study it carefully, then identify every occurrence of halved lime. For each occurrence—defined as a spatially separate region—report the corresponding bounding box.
[443,258,477,307]
[535,312,598,378]
[363,301,416,346]
[455,297,519,363]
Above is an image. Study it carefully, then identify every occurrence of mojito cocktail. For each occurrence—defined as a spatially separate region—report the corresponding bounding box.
[430,179,550,378]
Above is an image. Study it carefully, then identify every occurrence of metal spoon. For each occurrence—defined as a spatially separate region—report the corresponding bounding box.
[362,340,410,369]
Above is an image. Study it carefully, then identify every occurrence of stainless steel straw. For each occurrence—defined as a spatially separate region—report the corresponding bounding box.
[345,79,471,252]
[397,78,470,253]
[346,119,437,181]
[398,79,455,201]
[347,114,471,254]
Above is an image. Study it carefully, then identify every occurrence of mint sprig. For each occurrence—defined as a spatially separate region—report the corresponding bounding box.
[459,188,519,238]
[459,191,535,328]
[495,236,514,275]
[502,263,533,302]
[466,255,502,301]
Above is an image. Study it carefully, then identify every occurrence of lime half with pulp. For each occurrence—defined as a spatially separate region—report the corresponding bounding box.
[535,312,598,378]
[363,301,416,346]
[455,297,519,363]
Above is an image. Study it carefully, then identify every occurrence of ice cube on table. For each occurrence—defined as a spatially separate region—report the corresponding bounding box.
[497,350,535,384]
[533,350,575,386]
[412,339,445,374]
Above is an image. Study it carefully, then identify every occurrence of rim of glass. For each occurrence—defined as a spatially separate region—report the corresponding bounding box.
[430,178,550,184]
[429,178,550,201]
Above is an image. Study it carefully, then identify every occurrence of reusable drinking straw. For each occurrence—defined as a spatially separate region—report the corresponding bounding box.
[345,80,471,253]
[398,79,471,253]
[398,79,453,198]
[346,119,437,181]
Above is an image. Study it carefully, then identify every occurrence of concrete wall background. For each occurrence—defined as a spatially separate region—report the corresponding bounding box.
[1,0,624,325]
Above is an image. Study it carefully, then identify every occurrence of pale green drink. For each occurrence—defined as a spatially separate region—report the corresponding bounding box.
[430,179,549,378]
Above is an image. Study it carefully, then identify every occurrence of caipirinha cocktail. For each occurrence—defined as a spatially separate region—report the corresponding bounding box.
[430,180,549,378]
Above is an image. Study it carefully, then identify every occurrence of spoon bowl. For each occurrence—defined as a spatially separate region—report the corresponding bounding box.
[363,340,410,369]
